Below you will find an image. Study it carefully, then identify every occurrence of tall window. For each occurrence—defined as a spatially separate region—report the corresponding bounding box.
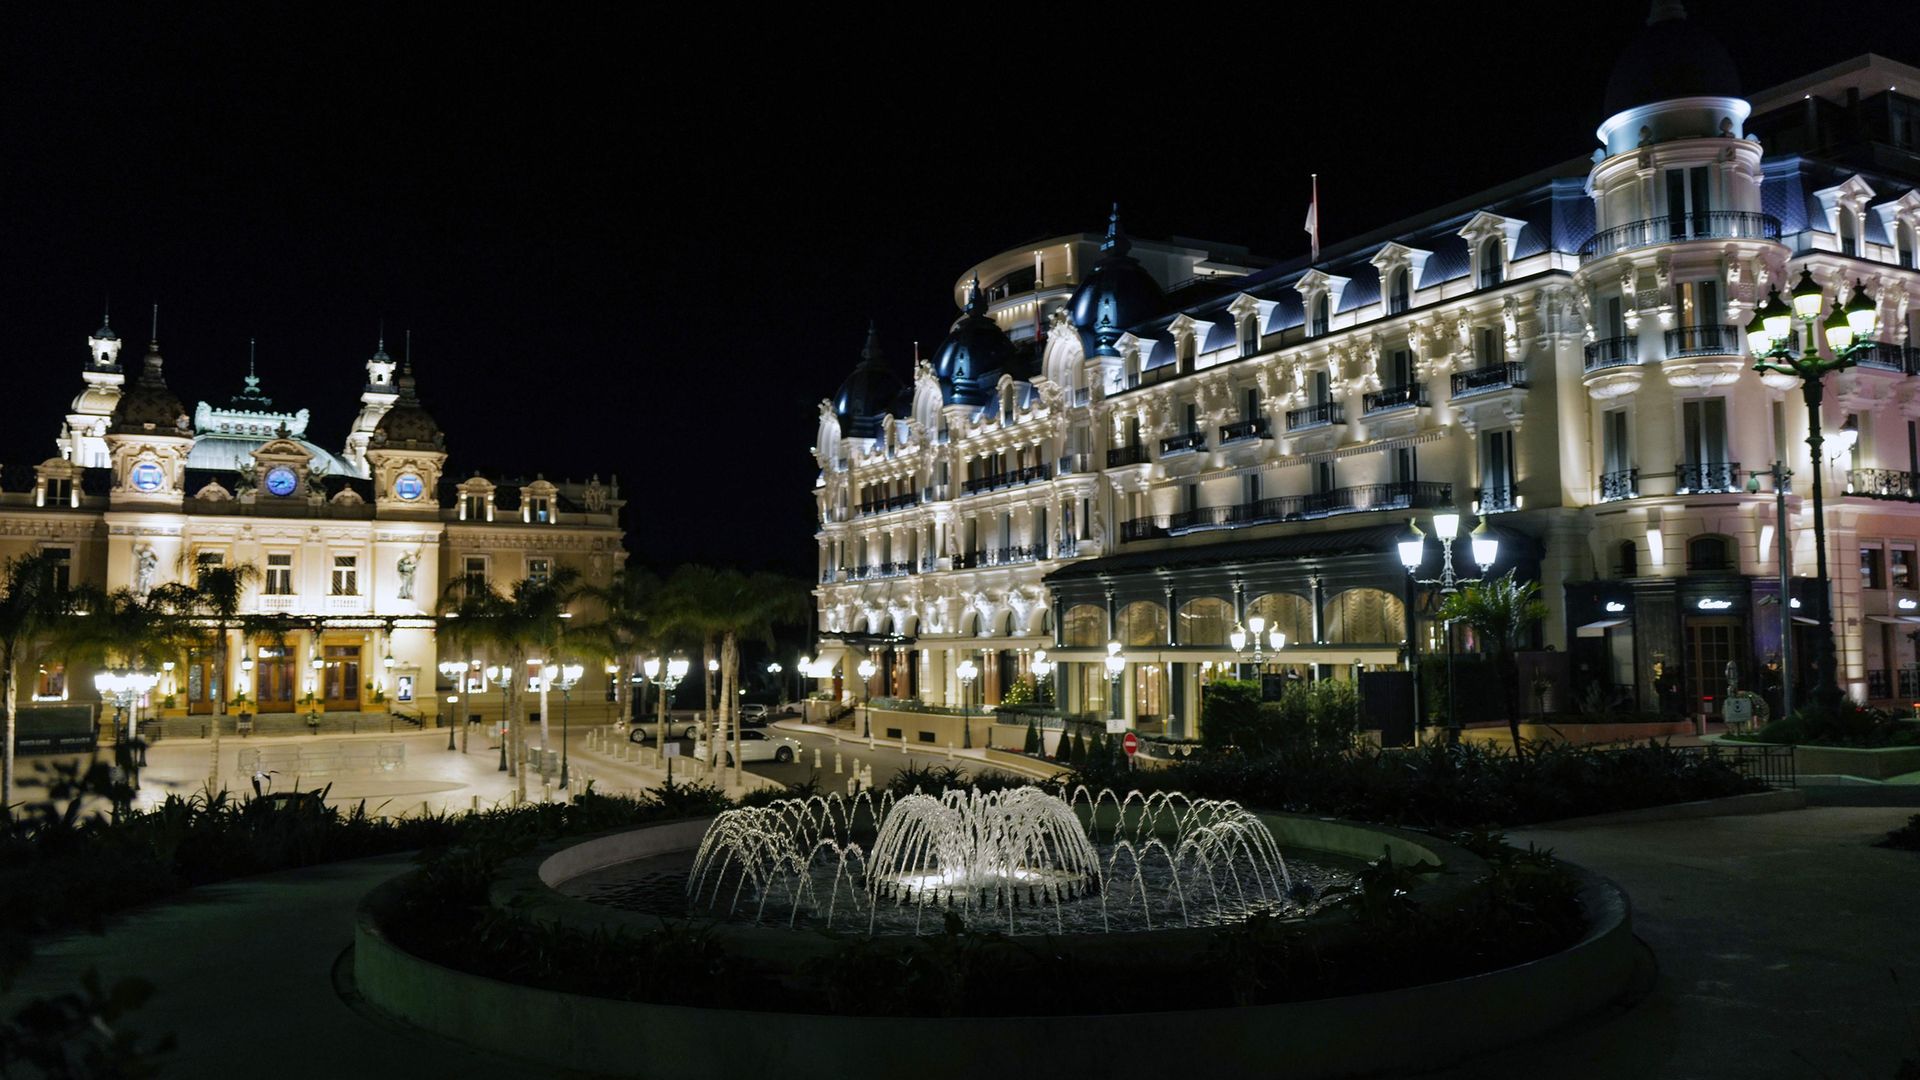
[1389,348,1413,388]
[1244,471,1262,505]
[265,553,293,595]
[1309,369,1331,405]
[1388,268,1410,315]
[1603,409,1631,476]
[1478,326,1503,367]
[1838,210,1857,257]
[1393,447,1418,484]
[1478,237,1504,288]
[1314,460,1336,494]
[1898,223,1916,270]
[1481,430,1515,505]
[42,548,71,593]
[1666,165,1711,238]
[1679,278,1721,327]
[1618,540,1639,578]
[1310,294,1329,337]
[1891,547,1916,590]
[1238,318,1259,357]
[1604,295,1626,339]
[1861,545,1886,590]
[1682,398,1730,466]
[1244,386,1261,420]
[194,551,223,585]
[462,494,486,521]
[331,554,359,596]
[1184,402,1199,434]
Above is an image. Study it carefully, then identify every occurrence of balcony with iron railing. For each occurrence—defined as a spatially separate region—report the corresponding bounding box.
[1664,324,1740,359]
[1362,383,1428,415]
[1851,341,1920,375]
[1219,417,1272,444]
[847,562,913,581]
[1284,402,1344,432]
[1599,468,1639,502]
[1583,335,1639,372]
[1847,468,1920,500]
[858,492,920,515]
[1160,430,1208,456]
[1451,362,1527,398]
[1476,484,1518,515]
[1577,211,1781,263]
[1056,452,1093,476]
[1107,443,1150,468]
[960,463,1052,496]
[1675,461,1741,494]
[1123,481,1454,542]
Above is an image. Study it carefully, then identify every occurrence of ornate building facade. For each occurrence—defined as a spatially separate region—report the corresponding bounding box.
[12,319,626,722]
[812,10,1920,735]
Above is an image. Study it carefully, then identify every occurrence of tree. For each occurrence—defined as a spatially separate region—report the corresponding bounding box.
[446,567,582,803]
[149,562,268,791]
[1437,571,1549,751]
[577,567,664,728]
[52,587,192,766]
[0,553,84,813]
[437,577,511,755]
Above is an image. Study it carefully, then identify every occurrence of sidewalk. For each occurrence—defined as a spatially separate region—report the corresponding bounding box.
[772,718,1065,780]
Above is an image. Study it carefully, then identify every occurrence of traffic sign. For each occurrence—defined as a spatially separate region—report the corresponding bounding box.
[1122,732,1139,757]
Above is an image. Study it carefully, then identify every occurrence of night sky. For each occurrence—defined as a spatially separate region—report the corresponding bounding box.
[2,2,1909,577]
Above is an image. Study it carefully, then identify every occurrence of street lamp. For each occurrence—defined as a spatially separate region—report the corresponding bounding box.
[552,662,584,789]
[1229,614,1286,676]
[95,668,160,785]
[856,658,877,739]
[1746,464,1796,717]
[438,660,466,750]
[1031,649,1054,709]
[485,663,511,771]
[1748,272,1879,712]
[955,658,977,749]
[642,656,690,780]
[1399,500,1501,744]
[1104,641,1126,729]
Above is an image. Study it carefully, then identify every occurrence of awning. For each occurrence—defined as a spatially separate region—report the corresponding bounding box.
[1867,615,1920,625]
[1576,618,1630,638]
[804,644,850,678]
[1793,616,1818,626]
[1031,645,1403,666]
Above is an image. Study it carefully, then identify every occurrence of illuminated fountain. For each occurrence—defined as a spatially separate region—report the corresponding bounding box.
[673,785,1313,935]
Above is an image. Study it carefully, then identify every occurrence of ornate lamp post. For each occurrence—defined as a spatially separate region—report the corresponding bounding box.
[1103,641,1126,725]
[1031,649,1054,706]
[856,658,877,739]
[438,660,465,750]
[485,663,511,771]
[551,662,584,789]
[95,669,159,786]
[1747,271,1879,712]
[955,658,978,749]
[642,656,690,780]
[309,655,325,735]
[1229,615,1287,678]
[1398,500,1500,744]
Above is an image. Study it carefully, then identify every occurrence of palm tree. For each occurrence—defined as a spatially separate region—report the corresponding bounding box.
[438,567,581,802]
[665,568,810,789]
[436,577,509,754]
[654,566,733,777]
[0,552,84,813]
[53,586,192,741]
[1437,570,1549,752]
[149,561,266,791]
[577,567,663,728]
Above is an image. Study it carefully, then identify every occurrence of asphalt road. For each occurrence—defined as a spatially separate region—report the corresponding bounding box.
[745,727,1014,792]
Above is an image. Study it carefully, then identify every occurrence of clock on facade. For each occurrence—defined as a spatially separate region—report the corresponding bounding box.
[129,462,164,492]
[394,472,424,501]
[265,466,298,497]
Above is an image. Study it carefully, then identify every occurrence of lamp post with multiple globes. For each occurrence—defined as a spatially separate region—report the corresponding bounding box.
[856,658,877,739]
[95,669,159,787]
[1747,270,1879,712]
[955,658,977,749]
[549,662,584,789]
[642,656,690,779]
[1398,500,1500,744]
[438,659,465,750]
[485,664,511,771]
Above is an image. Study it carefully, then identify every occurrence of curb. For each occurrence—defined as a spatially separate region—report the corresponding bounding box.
[1524,787,1807,830]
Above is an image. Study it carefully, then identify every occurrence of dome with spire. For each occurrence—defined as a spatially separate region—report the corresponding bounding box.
[370,362,444,452]
[1068,204,1165,359]
[108,343,187,435]
[931,277,1015,406]
[833,322,902,438]
[1602,2,1740,120]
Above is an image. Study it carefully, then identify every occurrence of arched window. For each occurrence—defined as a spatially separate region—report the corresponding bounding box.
[1617,540,1638,578]
[1479,237,1504,288]
[1388,268,1410,315]
[1116,600,1167,647]
[1310,294,1330,337]
[1176,597,1234,646]
[1062,604,1106,647]
[1323,588,1407,644]
[1245,592,1313,647]
[1688,535,1733,572]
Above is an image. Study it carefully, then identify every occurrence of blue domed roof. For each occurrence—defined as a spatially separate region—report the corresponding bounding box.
[931,278,1014,406]
[833,322,901,438]
[1069,204,1165,358]
[1603,3,1739,119]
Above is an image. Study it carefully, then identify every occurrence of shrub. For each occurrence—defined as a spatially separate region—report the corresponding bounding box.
[1879,814,1920,851]
[1743,702,1920,748]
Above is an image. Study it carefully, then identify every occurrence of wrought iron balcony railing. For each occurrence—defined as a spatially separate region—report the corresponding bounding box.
[1664,324,1740,359]
[1477,485,1518,514]
[1219,417,1271,443]
[1577,211,1781,262]
[1160,431,1207,455]
[1126,481,1455,541]
[1362,383,1428,414]
[1599,468,1639,502]
[1851,341,1920,374]
[1847,468,1920,500]
[1450,362,1527,398]
[1284,402,1344,431]
[1583,335,1639,372]
[1107,443,1150,468]
[1676,461,1741,494]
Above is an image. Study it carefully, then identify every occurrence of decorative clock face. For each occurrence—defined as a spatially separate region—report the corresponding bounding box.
[394,473,424,501]
[265,466,298,496]
[129,462,164,492]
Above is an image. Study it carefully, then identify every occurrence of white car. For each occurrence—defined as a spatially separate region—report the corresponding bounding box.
[693,729,801,765]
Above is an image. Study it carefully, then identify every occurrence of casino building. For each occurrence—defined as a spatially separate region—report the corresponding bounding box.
[9,319,627,728]
[810,7,1920,736]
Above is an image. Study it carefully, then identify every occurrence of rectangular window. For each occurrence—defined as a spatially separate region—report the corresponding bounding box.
[1481,430,1515,505]
[1605,296,1626,339]
[1181,483,1198,513]
[1478,326,1502,366]
[1389,348,1413,388]
[1184,402,1199,434]
[331,555,359,596]
[1244,472,1262,505]
[526,557,551,585]
[265,553,293,595]
[1682,398,1730,466]
[1891,548,1915,590]
[1314,460,1336,494]
[42,547,71,593]
[1239,319,1259,357]
[1393,447,1418,484]
[1603,410,1631,473]
[1861,545,1885,590]
[464,556,488,589]
[462,494,487,521]
[1666,165,1711,237]
[1244,387,1260,419]
[36,662,66,700]
[1310,369,1330,406]
[45,477,72,506]
[528,497,552,524]
[1388,270,1410,315]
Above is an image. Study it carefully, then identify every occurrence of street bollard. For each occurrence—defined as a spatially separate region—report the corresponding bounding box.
[471,795,479,812]
[834,752,843,774]
[813,748,821,769]
[946,742,954,761]
[543,781,552,803]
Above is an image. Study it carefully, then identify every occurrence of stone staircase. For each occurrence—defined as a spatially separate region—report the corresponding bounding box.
[147,709,435,741]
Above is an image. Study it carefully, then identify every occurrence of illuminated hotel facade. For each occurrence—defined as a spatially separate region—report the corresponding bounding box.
[810,13,1920,734]
[11,322,626,726]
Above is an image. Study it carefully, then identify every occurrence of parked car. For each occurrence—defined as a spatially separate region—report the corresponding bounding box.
[693,728,800,765]
[738,703,770,722]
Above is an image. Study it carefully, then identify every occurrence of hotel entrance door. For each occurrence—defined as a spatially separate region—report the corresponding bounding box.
[185,650,221,715]
[323,645,361,710]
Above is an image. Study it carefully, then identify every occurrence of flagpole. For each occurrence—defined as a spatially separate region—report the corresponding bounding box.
[1311,173,1320,261]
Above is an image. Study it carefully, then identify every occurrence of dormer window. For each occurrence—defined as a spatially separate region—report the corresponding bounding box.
[461,494,485,521]
[1839,211,1857,257]
[1478,237,1504,288]
[1310,295,1330,337]
[1388,268,1411,315]
[1238,318,1259,357]
[1898,222,1916,270]
[1177,334,1196,371]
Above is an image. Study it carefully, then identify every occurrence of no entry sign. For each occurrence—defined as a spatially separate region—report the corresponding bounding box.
[1122,732,1139,757]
